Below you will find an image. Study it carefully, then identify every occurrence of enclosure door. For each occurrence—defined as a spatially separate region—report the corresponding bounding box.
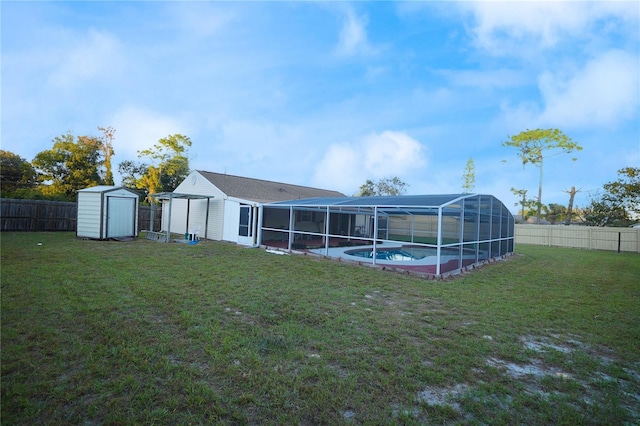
[236,204,253,246]
[236,204,261,246]
[107,197,136,238]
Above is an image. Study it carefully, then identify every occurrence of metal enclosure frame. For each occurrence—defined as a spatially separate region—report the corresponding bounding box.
[148,192,215,242]
[260,194,515,276]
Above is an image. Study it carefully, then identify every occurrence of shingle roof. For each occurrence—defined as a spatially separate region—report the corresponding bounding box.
[197,170,346,203]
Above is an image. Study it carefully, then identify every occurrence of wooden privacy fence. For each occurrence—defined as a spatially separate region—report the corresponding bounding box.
[515,224,640,253]
[0,198,162,233]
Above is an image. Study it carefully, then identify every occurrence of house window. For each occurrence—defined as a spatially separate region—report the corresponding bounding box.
[239,205,251,237]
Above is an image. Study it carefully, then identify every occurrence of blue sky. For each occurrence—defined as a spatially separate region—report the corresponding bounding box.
[2,1,639,212]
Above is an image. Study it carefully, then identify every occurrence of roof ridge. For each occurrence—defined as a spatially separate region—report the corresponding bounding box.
[196,170,344,194]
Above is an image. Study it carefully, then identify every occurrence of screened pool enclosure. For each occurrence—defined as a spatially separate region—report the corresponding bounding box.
[260,194,514,276]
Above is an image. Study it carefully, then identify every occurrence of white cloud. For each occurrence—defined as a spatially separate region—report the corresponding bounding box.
[470,2,585,51]
[187,118,330,186]
[363,131,425,174]
[217,119,307,164]
[335,9,372,57]
[313,144,361,191]
[538,50,639,127]
[462,2,638,56]
[47,29,125,88]
[497,100,543,135]
[498,50,639,130]
[314,131,426,194]
[109,105,188,162]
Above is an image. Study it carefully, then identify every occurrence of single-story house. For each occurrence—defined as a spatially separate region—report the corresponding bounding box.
[158,170,345,246]
[157,173,514,276]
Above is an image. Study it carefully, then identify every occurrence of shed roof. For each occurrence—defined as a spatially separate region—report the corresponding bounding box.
[197,170,345,203]
[77,185,137,195]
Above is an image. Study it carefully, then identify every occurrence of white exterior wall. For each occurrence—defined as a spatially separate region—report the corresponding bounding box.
[166,171,226,240]
[222,199,261,246]
[207,199,224,240]
[222,199,241,243]
[167,197,224,240]
[164,171,269,245]
[77,191,102,239]
[167,198,189,236]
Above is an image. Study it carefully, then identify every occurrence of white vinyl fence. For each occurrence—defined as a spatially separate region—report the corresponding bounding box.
[515,225,640,253]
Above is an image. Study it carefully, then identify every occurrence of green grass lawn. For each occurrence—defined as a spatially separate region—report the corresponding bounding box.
[2,232,639,425]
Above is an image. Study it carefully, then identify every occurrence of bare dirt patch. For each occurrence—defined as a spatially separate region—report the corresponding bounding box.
[417,383,468,410]
[487,357,571,379]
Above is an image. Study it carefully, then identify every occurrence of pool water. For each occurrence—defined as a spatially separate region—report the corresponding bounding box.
[345,247,440,261]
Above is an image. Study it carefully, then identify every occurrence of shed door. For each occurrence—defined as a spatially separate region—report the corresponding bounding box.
[107,197,135,237]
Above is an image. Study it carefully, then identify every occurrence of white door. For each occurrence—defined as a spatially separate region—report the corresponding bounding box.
[107,197,135,237]
[237,204,253,245]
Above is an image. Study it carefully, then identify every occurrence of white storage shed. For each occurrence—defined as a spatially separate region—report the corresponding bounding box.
[77,186,139,239]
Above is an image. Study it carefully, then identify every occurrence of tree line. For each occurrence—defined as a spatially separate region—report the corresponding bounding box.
[501,128,637,227]
[356,129,637,227]
[1,126,637,226]
[1,127,191,203]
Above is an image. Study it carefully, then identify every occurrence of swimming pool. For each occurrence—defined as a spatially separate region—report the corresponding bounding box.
[346,247,427,261]
[306,243,483,274]
[344,246,458,261]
